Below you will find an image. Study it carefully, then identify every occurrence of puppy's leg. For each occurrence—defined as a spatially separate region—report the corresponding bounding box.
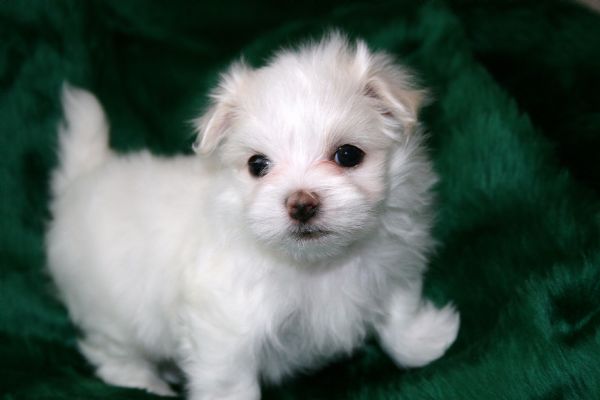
[180,330,260,400]
[177,301,261,400]
[79,334,176,396]
[376,288,459,368]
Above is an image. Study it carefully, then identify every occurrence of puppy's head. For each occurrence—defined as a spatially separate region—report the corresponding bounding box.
[193,34,426,262]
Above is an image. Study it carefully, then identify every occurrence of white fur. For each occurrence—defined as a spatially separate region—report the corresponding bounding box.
[47,34,459,400]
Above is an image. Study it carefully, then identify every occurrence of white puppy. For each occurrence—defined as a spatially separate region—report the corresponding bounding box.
[47,34,459,400]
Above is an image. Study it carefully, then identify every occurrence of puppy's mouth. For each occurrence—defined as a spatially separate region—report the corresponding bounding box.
[289,224,331,240]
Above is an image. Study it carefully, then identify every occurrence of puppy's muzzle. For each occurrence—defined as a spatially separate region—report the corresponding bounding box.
[286,191,320,223]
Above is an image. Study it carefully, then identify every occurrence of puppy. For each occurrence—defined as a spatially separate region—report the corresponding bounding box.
[47,33,459,400]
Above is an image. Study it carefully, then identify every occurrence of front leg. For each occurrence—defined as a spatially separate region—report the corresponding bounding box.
[376,286,460,368]
[176,273,262,400]
[179,315,261,400]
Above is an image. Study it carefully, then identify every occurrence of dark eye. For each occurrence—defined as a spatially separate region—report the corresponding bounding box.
[248,154,271,177]
[333,144,365,168]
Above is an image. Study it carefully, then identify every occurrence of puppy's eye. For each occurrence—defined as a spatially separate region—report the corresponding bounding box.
[333,144,365,168]
[248,154,271,177]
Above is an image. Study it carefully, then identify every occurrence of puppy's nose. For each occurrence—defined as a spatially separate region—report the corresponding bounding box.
[286,191,320,223]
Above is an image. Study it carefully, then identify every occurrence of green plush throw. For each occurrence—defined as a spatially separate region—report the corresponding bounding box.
[2,1,599,398]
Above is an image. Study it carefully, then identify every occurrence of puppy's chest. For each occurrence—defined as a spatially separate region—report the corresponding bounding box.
[265,269,380,352]
[252,271,380,382]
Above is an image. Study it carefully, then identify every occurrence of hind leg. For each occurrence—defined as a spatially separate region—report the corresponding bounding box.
[376,289,460,368]
[79,335,176,396]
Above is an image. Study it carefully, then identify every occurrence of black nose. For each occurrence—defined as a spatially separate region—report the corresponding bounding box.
[286,191,320,223]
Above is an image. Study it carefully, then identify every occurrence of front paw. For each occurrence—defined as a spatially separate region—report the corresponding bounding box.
[379,301,460,368]
[188,381,260,400]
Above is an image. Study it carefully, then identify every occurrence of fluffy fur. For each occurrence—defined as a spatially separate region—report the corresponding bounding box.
[46,34,459,400]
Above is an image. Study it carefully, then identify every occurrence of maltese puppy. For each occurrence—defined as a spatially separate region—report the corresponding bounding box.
[47,33,459,400]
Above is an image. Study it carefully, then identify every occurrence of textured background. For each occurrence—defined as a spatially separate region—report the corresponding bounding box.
[1,0,600,398]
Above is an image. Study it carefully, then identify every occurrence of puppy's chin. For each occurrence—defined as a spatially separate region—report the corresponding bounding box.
[288,224,332,240]
[249,219,374,264]
[281,231,350,263]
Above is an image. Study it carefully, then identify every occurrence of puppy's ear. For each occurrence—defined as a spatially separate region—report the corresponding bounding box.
[354,41,427,134]
[192,61,251,154]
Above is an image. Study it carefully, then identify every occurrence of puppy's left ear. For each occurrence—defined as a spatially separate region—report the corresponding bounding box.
[354,41,428,134]
[192,61,252,154]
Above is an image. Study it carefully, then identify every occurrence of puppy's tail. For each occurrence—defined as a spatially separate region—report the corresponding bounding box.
[51,83,111,195]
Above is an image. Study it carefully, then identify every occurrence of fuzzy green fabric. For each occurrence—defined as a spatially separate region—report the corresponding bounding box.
[2,0,600,398]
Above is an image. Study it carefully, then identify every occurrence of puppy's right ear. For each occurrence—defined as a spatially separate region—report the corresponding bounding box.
[192,61,251,154]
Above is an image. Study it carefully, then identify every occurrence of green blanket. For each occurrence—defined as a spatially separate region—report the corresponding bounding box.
[2,1,599,398]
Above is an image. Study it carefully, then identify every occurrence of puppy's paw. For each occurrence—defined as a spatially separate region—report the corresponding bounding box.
[188,382,260,400]
[79,338,176,397]
[380,301,460,368]
[96,361,177,397]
